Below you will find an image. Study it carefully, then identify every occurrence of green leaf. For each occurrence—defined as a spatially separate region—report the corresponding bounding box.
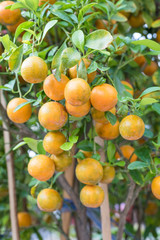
[152,103,160,114]
[77,59,87,80]
[52,172,63,185]
[91,153,101,161]
[78,3,96,23]
[151,19,160,28]
[105,111,117,125]
[134,147,151,164]
[140,87,160,97]
[8,45,23,72]
[52,10,73,25]
[24,0,39,11]
[154,157,160,166]
[144,129,154,139]
[23,138,38,153]
[140,97,158,106]
[37,140,46,155]
[13,141,26,151]
[10,2,25,10]
[1,79,16,91]
[132,40,160,51]
[85,30,113,50]
[129,170,144,185]
[15,21,34,40]
[41,20,57,42]
[87,61,98,74]
[60,47,81,71]
[107,141,116,162]
[113,161,125,167]
[77,140,100,152]
[74,151,85,160]
[69,135,79,144]
[0,34,16,51]
[142,12,153,28]
[111,12,127,22]
[128,161,149,170]
[72,30,84,53]
[51,41,67,70]
[13,100,34,112]
[60,142,73,151]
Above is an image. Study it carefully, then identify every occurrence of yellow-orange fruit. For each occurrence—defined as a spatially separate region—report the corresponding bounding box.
[91,107,116,124]
[129,13,144,28]
[95,19,118,34]
[76,158,103,185]
[28,155,55,181]
[64,78,91,106]
[21,56,48,83]
[43,74,69,101]
[38,102,68,130]
[115,145,137,163]
[90,84,118,112]
[119,115,145,140]
[156,29,160,43]
[43,131,66,155]
[95,120,120,140]
[39,0,56,6]
[37,189,62,212]
[121,81,134,96]
[151,176,160,200]
[66,101,91,117]
[0,1,21,25]
[7,98,32,123]
[101,163,115,184]
[51,152,72,172]
[80,185,105,208]
[134,55,146,67]
[17,212,32,228]
[145,201,158,216]
[143,61,158,76]
[6,16,25,33]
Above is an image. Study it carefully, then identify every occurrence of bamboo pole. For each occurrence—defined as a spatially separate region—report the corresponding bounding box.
[95,137,112,240]
[0,89,20,240]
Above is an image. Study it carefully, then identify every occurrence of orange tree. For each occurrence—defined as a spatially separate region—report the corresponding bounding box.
[0,0,160,239]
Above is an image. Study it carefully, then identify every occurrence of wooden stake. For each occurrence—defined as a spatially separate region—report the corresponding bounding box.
[95,137,112,240]
[0,89,20,240]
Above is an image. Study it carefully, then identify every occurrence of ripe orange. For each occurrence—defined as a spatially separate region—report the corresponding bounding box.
[64,78,91,106]
[80,185,104,208]
[38,102,68,130]
[68,58,97,84]
[6,16,25,33]
[119,115,145,140]
[43,131,66,155]
[21,56,48,84]
[65,101,91,117]
[7,98,32,123]
[145,201,158,216]
[156,29,160,43]
[95,19,118,34]
[121,81,134,96]
[0,1,21,25]
[17,212,32,228]
[37,188,62,212]
[90,84,118,112]
[95,120,120,140]
[151,176,160,200]
[101,163,115,184]
[143,61,158,76]
[76,158,103,185]
[43,74,69,101]
[28,155,55,181]
[39,0,56,6]
[129,13,144,28]
[51,152,72,172]
[134,55,146,67]
[115,145,137,163]
[91,107,116,124]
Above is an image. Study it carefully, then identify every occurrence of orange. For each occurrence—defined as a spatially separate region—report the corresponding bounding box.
[6,16,25,33]
[43,131,66,155]
[91,107,116,124]
[129,13,144,28]
[134,55,146,67]
[121,81,134,96]
[66,101,91,117]
[95,120,120,140]
[156,29,160,43]
[43,74,69,101]
[115,145,137,163]
[39,0,56,6]
[76,158,103,185]
[0,1,21,25]
[64,78,91,106]
[90,84,118,112]
[101,163,115,184]
[119,115,145,140]
[17,212,32,228]
[7,98,32,123]
[143,61,158,76]
[80,185,104,208]
[151,176,160,200]
[51,152,72,172]
[37,188,62,212]
[28,155,55,181]
[38,102,68,130]
[21,56,48,84]
[68,58,97,83]
[95,19,118,34]
[145,201,158,216]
